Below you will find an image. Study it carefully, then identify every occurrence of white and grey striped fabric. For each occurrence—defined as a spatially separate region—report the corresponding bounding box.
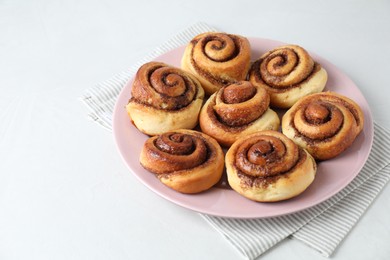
[203,124,390,258]
[80,22,390,259]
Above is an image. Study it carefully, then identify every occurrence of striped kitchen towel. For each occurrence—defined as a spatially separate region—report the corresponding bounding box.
[202,124,390,258]
[80,22,390,259]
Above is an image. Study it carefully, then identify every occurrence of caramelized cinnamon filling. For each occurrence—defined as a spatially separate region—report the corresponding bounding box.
[210,82,270,128]
[155,133,195,155]
[189,33,247,87]
[201,34,240,62]
[234,135,298,177]
[222,81,256,104]
[304,103,330,125]
[144,132,212,174]
[190,53,231,87]
[151,70,187,97]
[292,98,346,140]
[266,50,298,77]
[236,148,307,188]
[206,100,247,132]
[247,141,273,166]
[130,62,199,111]
[249,47,321,91]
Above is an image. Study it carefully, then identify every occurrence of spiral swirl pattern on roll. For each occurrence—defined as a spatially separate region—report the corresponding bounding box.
[140,129,224,193]
[199,81,280,146]
[225,130,316,202]
[214,81,269,126]
[282,92,364,160]
[249,45,328,108]
[142,131,208,174]
[233,132,299,178]
[181,32,251,95]
[126,62,204,135]
[130,62,201,110]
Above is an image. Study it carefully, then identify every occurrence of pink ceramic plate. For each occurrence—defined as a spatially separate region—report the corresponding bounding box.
[113,37,374,219]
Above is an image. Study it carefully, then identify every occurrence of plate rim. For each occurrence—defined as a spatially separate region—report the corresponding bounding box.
[112,37,374,219]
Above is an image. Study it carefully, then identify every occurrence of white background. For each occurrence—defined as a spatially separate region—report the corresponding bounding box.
[1,0,390,259]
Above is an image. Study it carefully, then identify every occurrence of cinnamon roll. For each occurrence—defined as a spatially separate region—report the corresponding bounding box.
[225,130,317,202]
[140,129,224,194]
[126,62,204,135]
[282,92,364,160]
[199,81,280,147]
[248,45,328,108]
[181,32,251,95]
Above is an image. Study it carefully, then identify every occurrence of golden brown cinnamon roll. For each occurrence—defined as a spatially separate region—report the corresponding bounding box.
[199,81,280,147]
[181,32,251,95]
[140,129,224,194]
[248,45,328,108]
[126,62,204,135]
[282,92,364,160]
[225,130,317,202]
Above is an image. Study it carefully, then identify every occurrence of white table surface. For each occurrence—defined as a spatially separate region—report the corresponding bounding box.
[1,1,390,259]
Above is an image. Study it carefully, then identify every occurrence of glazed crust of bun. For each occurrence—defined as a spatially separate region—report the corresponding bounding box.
[181,32,251,95]
[199,81,280,147]
[248,45,327,108]
[282,91,364,160]
[126,62,204,135]
[225,130,317,202]
[140,129,224,194]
